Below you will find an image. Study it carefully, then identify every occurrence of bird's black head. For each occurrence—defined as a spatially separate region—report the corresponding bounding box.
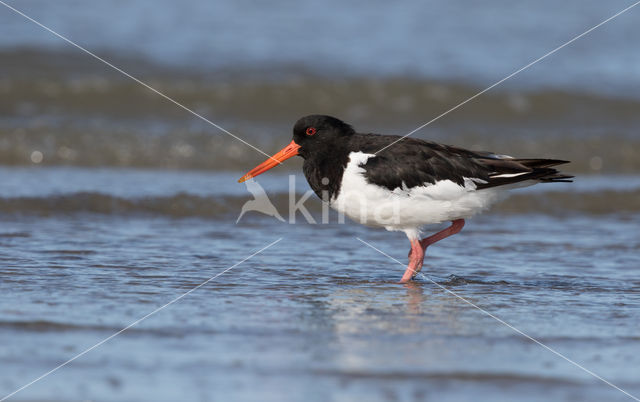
[292,115,354,159]
[238,115,354,182]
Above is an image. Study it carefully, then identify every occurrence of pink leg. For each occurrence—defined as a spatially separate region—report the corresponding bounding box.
[403,219,465,282]
[420,219,465,251]
[400,238,424,283]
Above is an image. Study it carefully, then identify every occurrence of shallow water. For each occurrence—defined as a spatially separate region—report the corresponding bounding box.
[1,168,639,401]
[2,1,640,400]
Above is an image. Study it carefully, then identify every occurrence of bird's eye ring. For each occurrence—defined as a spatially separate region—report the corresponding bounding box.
[305,127,317,136]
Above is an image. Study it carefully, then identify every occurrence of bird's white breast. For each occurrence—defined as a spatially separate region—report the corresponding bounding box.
[330,152,505,233]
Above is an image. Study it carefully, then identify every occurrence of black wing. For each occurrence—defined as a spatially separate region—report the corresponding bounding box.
[349,134,573,191]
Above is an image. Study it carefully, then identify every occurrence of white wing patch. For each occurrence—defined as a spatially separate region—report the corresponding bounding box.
[488,153,514,159]
[490,172,528,178]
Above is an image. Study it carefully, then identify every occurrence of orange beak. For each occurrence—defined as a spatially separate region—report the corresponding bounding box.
[238,140,301,183]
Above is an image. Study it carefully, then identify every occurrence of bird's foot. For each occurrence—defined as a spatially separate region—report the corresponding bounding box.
[402,238,425,283]
[398,273,414,284]
[400,264,423,283]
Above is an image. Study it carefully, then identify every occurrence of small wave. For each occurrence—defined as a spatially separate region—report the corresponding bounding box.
[0,231,31,238]
[0,190,638,218]
[311,368,580,385]
[0,320,105,332]
[433,274,510,286]
[498,190,640,215]
[0,192,241,218]
[0,319,200,338]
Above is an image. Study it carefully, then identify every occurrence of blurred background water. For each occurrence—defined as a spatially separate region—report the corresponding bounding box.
[0,0,639,401]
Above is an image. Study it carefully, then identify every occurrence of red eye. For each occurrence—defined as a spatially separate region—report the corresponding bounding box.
[305,127,317,136]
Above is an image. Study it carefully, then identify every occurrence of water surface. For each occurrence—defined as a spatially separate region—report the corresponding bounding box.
[1,169,639,401]
[1,1,640,400]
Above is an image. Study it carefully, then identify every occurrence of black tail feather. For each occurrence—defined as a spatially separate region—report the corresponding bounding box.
[513,158,571,169]
[475,158,573,190]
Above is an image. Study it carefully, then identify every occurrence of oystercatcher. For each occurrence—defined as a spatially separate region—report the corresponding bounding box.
[239,115,572,283]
